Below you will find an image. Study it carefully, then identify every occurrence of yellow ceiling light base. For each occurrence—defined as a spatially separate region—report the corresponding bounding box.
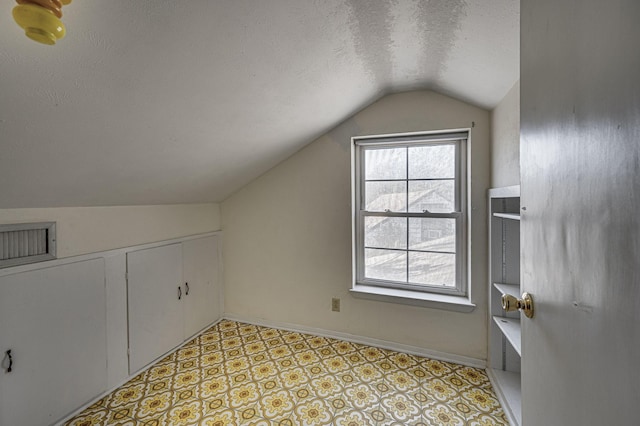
[12,0,71,45]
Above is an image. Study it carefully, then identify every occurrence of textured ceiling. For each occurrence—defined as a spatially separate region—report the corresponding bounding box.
[0,0,519,208]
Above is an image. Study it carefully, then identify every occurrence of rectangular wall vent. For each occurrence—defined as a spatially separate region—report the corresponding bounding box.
[0,222,56,268]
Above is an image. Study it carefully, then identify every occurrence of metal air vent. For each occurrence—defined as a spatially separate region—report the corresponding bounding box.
[0,222,56,268]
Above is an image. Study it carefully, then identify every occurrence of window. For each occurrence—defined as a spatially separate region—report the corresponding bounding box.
[353,131,467,296]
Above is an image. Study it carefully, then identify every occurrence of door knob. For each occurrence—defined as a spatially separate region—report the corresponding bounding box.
[501,292,534,318]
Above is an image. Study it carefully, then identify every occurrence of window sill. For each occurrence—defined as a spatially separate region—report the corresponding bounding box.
[350,284,476,312]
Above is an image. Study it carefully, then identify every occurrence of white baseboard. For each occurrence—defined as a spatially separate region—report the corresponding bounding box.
[222,313,486,369]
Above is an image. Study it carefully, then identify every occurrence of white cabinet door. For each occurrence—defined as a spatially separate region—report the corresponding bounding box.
[182,236,220,338]
[127,244,183,374]
[0,259,107,426]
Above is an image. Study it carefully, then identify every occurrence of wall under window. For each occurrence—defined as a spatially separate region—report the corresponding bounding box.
[221,90,490,360]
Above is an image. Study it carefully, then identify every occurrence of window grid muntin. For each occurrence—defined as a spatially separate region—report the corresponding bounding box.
[360,211,462,293]
[364,246,456,255]
[355,135,466,295]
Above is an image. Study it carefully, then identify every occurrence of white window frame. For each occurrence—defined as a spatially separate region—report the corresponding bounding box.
[352,130,469,298]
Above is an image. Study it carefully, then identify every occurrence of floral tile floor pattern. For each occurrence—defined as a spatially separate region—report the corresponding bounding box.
[66,320,508,426]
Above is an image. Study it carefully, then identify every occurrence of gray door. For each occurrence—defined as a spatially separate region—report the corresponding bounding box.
[520,0,640,424]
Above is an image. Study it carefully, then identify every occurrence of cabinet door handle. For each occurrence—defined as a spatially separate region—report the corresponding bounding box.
[4,349,12,373]
[178,286,182,300]
[185,282,189,295]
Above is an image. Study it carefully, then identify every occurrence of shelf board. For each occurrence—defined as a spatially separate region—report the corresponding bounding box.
[493,316,521,356]
[493,212,521,221]
[487,368,521,426]
[493,283,520,298]
[489,185,520,199]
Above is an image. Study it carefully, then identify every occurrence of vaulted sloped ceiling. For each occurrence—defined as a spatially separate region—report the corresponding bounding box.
[0,0,519,208]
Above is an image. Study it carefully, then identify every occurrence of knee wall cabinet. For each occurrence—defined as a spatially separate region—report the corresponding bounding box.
[487,186,522,426]
[127,235,221,374]
[0,259,108,426]
[0,232,221,425]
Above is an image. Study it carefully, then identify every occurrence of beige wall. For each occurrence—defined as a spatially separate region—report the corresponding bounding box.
[0,204,221,258]
[221,90,490,360]
[490,80,520,187]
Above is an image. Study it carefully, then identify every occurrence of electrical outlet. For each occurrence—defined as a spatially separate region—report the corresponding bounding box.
[331,298,340,312]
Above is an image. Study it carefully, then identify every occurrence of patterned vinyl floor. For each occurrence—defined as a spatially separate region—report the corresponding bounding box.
[65,320,508,425]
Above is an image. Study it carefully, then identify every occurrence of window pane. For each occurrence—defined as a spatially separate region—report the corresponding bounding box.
[365,148,406,180]
[408,144,455,179]
[409,218,456,252]
[365,217,407,250]
[408,180,454,213]
[365,249,407,282]
[365,181,407,212]
[408,252,455,287]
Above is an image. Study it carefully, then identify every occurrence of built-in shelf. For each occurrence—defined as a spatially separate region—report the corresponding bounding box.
[489,185,521,425]
[487,368,522,426]
[493,283,520,298]
[493,316,522,356]
[493,212,521,221]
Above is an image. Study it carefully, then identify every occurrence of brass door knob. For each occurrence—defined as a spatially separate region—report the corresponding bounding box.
[501,292,534,318]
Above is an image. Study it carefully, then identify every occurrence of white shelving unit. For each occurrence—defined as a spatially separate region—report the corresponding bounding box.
[487,185,522,426]
[493,317,522,356]
[493,282,519,298]
[493,212,521,221]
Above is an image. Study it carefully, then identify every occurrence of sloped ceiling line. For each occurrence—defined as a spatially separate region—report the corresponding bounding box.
[0,0,518,208]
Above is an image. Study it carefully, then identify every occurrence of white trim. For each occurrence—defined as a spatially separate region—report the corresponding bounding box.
[350,284,476,312]
[353,128,472,143]
[0,230,222,277]
[352,129,470,297]
[54,318,224,426]
[222,313,485,369]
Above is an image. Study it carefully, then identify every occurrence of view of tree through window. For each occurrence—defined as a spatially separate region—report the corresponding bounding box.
[355,137,465,293]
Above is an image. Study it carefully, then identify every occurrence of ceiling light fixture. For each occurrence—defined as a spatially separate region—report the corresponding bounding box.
[12,0,72,45]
